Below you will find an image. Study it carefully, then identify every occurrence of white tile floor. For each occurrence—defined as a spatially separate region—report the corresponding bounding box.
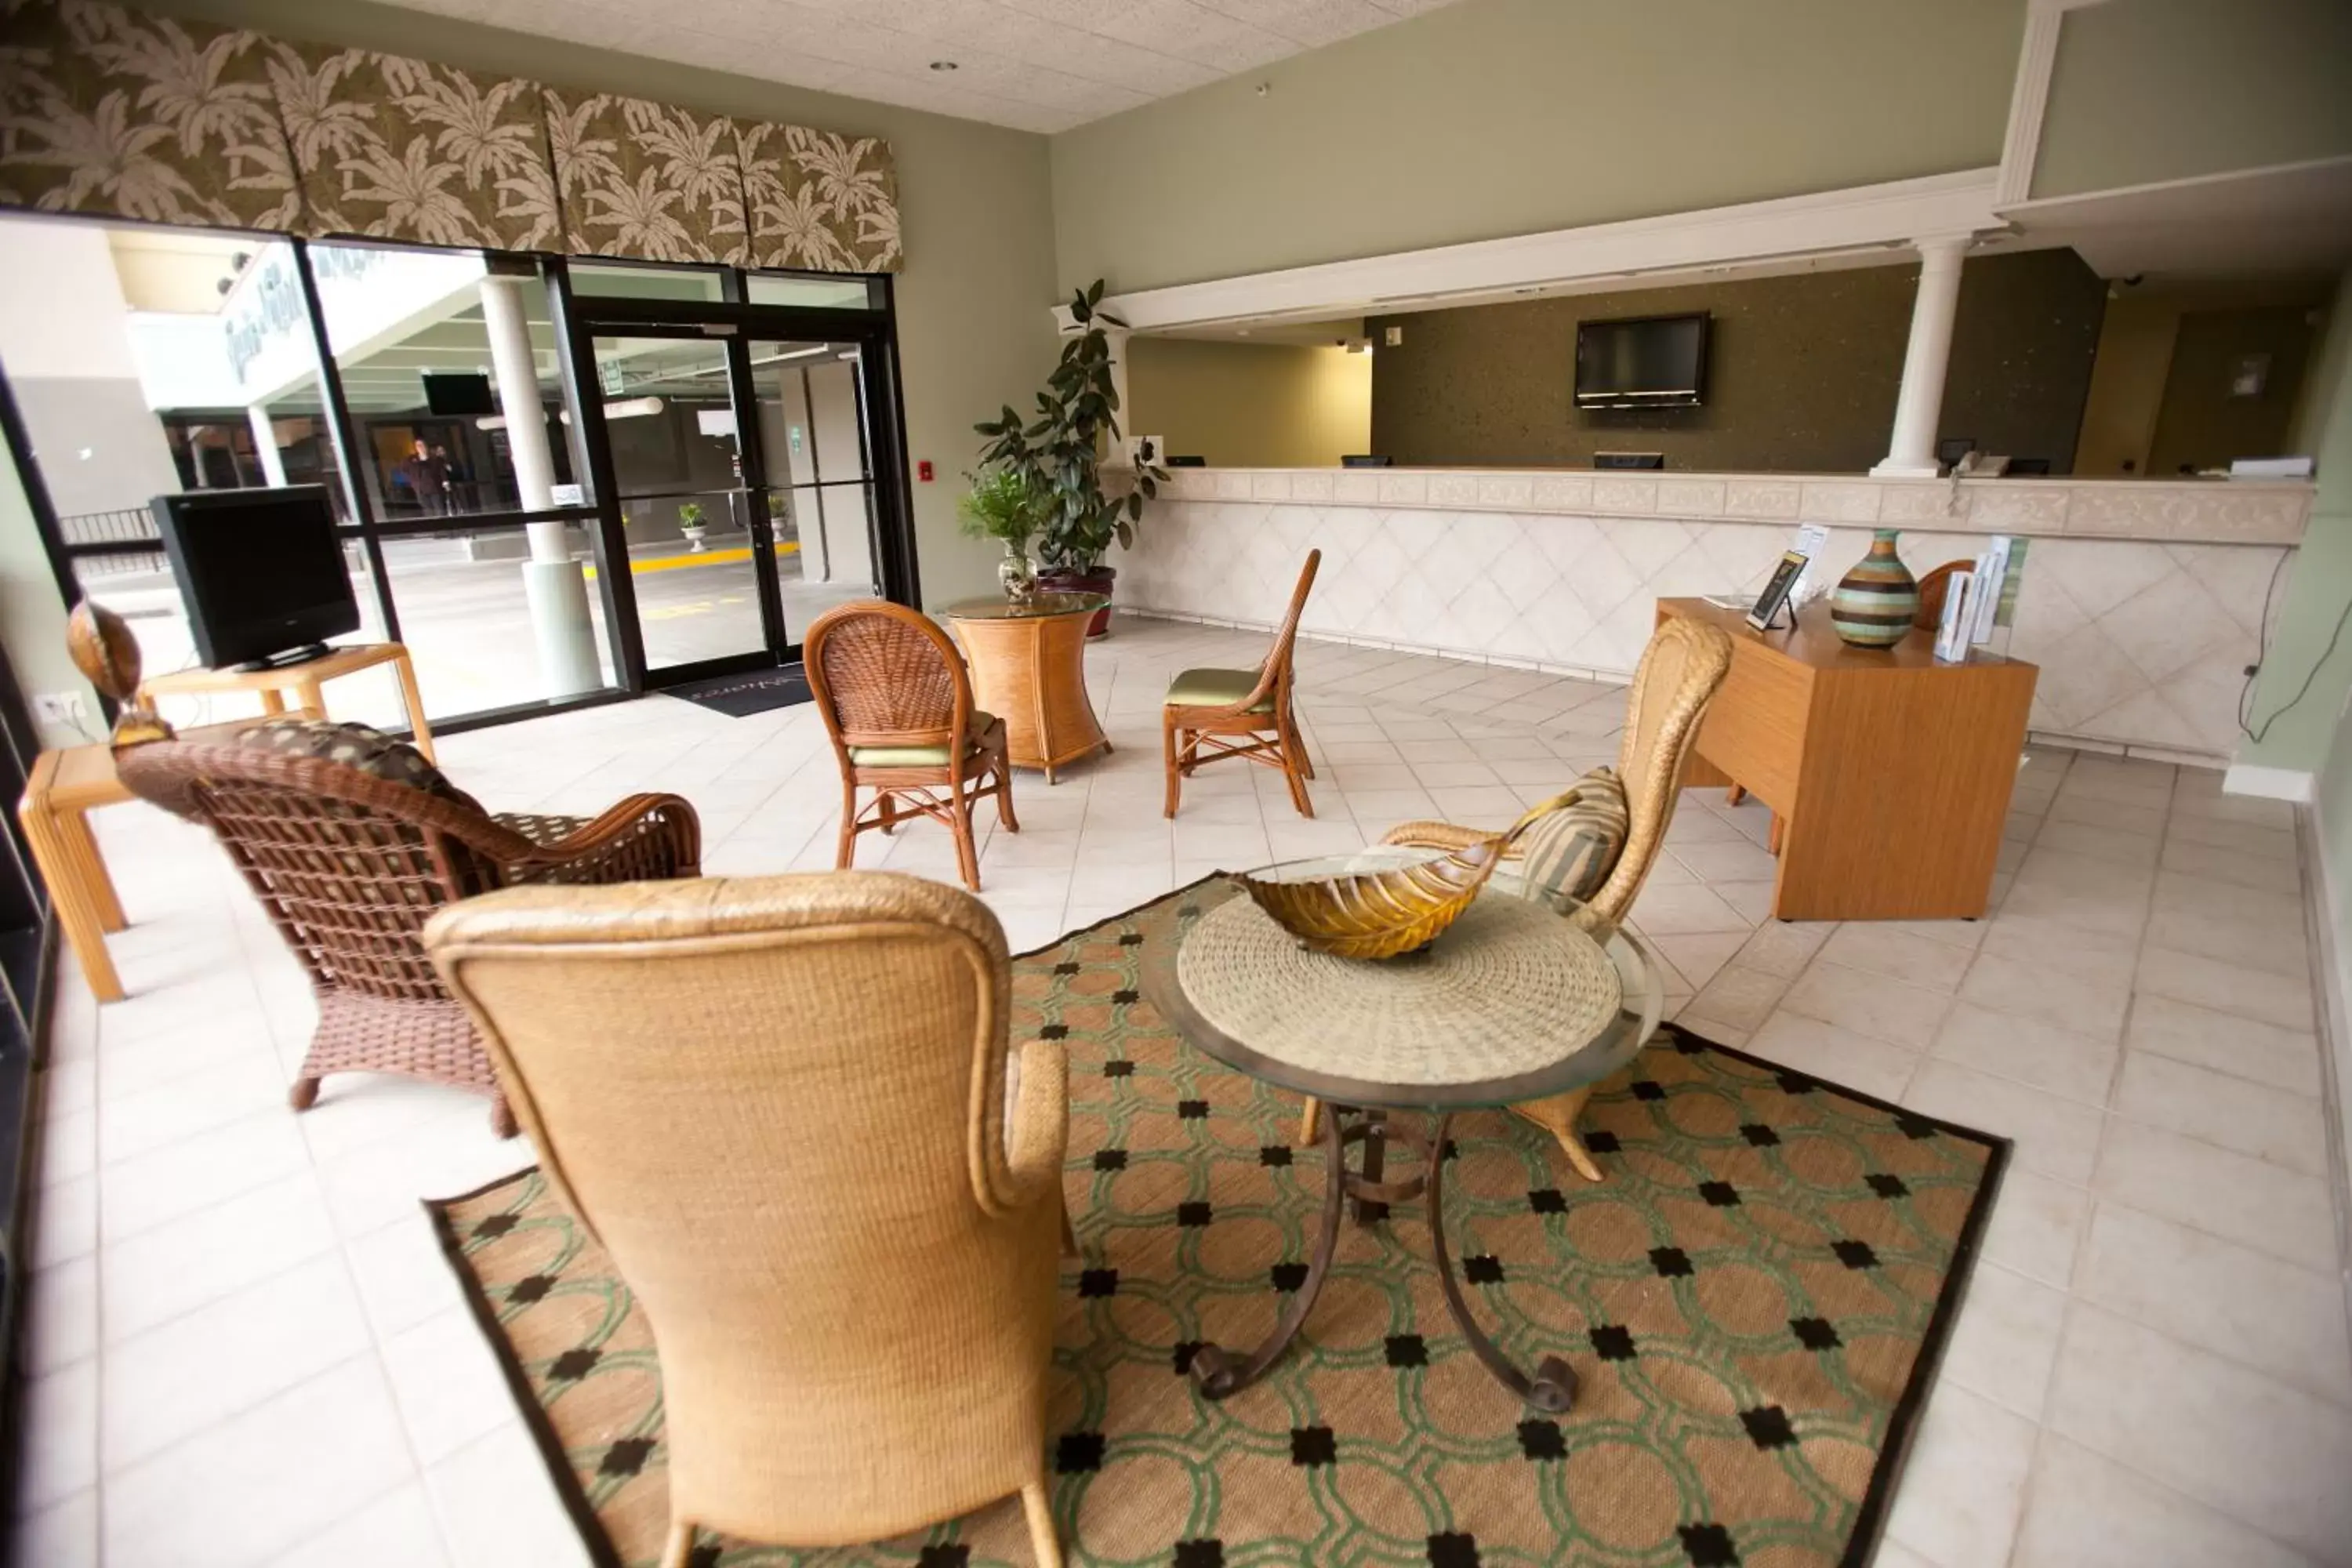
[16,614,2351,1566]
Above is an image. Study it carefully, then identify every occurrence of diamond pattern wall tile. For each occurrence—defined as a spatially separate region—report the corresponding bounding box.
[1127,493,2300,760]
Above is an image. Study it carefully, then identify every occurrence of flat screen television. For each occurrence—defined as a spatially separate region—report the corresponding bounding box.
[422,372,495,416]
[150,486,360,670]
[1574,313,1709,408]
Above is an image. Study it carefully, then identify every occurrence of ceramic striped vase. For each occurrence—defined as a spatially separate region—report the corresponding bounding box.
[1830,529,1919,648]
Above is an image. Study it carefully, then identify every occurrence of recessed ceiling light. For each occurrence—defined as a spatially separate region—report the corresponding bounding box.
[930,60,957,71]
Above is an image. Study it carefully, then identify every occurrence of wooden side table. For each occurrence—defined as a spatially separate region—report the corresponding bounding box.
[942,595,1110,783]
[138,641,436,762]
[18,720,252,1003]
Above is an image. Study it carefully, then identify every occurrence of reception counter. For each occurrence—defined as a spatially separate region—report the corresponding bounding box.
[1124,467,2314,764]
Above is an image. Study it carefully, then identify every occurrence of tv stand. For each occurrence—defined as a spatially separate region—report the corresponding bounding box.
[136,642,437,761]
[237,643,332,673]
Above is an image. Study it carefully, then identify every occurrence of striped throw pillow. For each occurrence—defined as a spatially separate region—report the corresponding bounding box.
[1504,766,1630,914]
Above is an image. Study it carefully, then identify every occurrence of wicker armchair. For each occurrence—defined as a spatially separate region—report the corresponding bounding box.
[115,740,699,1137]
[423,872,1069,1568]
[804,600,1018,892]
[1304,615,1735,1179]
[1163,550,1321,818]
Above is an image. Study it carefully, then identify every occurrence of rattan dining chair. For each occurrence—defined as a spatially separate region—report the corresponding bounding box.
[424,872,1070,1568]
[115,736,700,1136]
[804,601,1018,892]
[1298,615,1734,1180]
[1162,550,1321,818]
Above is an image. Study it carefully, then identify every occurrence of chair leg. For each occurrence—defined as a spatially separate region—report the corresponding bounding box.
[1726,783,1745,808]
[878,793,898,836]
[488,1092,519,1140]
[951,791,981,892]
[659,1519,697,1568]
[1769,814,1785,855]
[1059,1198,1080,1260]
[1162,713,1183,818]
[1277,724,1314,819]
[1283,709,1315,780]
[995,761,1021,833]
[1298,1095,1322,1149]
[1511,1087,1604,1182]
[1020,1479,1062,1568]
[835,779,859,869]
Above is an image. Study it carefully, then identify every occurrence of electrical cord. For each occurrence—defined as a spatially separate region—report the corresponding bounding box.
[2238,547,2352,745]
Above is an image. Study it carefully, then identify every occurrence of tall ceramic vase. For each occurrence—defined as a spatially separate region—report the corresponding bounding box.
[1830,529,1919,648]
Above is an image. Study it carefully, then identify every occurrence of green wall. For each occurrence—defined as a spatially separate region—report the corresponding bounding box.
[1127,339,1373,469]
[1366,250,2107,473]
[2034,0,2352,199]
[140,0,1062,612]
[2241,267,2352,778]
[1049,0,2025,295]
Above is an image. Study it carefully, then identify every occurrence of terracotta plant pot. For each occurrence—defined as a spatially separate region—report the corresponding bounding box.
[1037,564,1116,637]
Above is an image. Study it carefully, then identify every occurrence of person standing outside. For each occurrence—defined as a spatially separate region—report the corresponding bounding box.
[398,437,450,516]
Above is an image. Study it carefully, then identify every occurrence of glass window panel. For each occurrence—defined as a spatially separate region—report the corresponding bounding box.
[745,273,879,310]
[310,244,583,521]
[748,340,878,634]
[570,261,728,303]
[375,525,619,720]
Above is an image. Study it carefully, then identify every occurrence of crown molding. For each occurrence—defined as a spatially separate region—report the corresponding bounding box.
[1058,167,2004,336]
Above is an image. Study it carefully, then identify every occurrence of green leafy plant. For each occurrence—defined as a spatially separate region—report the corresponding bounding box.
[677,501,706,529]
[957,466,1045,554]
[975,281,1169,572]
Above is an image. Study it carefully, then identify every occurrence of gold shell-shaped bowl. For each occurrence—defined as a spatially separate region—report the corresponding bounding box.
[1236,839,1507,960]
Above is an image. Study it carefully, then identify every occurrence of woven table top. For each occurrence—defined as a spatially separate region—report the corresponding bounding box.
[1174,891,1626,1095]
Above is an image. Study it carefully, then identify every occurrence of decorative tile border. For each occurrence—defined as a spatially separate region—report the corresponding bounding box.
[1152,467,2312,546]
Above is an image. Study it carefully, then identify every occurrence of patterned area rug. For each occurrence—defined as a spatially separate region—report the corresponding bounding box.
[430,880,2005,1568]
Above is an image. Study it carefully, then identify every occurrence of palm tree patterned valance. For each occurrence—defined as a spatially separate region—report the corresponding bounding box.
[0,0,903,272]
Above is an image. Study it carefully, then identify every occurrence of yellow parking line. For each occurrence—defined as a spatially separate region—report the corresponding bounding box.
[583,542,797,581]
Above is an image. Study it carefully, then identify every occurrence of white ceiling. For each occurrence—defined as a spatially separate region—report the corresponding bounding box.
[370,0,1462,133]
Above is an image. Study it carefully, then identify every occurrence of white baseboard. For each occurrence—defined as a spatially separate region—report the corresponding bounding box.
[2223,763,2318,803]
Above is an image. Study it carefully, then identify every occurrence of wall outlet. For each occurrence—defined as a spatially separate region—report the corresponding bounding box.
[1384,325,1403,347]
[34,691,89,728]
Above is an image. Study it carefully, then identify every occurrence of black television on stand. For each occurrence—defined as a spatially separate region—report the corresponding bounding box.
[150,485,361,670]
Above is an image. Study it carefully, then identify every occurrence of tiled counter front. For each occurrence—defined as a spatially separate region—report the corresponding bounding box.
[1123,469,2314,763]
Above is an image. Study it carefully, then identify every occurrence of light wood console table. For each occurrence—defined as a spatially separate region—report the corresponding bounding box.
[137,641,434,761]
[1657,597,2037,922]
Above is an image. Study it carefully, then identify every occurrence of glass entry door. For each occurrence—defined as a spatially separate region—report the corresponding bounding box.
[746,337,884,636]
[570,293,912,691]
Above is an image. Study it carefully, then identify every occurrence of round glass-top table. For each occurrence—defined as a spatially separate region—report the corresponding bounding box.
[942,593,1112,782]
[1140,862,1663,1411]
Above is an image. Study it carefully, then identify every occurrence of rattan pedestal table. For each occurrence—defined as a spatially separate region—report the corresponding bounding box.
[942,593,1109,782]
[1142,874,1663,1411]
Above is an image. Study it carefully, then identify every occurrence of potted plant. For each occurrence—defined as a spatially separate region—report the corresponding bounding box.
[976,280,1168,637]
[677,500,708,552]
[959,465,1046,601]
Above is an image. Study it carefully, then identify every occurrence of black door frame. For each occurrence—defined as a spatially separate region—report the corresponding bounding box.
[554,270,920,694]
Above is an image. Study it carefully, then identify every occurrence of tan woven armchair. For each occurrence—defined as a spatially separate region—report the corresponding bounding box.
[1163,550,1321,818]
[1303,615,1735,1179]
[805,600,1018,891]
[116,740,699,1136]
[423,872,1069,1568]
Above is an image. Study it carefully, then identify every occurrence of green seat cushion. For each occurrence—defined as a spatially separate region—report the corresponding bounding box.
[1504,765,1630,914]
[1165,666,1272,713]
[848,711,997,768]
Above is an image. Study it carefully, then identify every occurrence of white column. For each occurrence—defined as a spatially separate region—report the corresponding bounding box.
[245,404,289,488]
[1871,236,1971,478]
[479,272,600,698]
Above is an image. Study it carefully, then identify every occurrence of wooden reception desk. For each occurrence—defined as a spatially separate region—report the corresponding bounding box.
[1657,597,2038,922]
